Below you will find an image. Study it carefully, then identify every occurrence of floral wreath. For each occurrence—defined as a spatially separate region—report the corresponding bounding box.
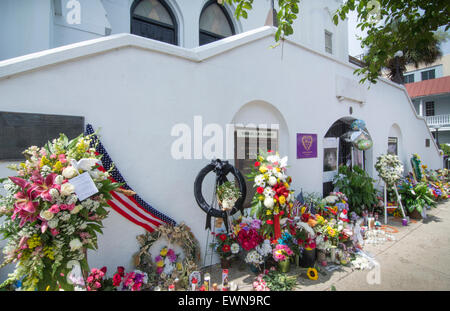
[134,223,201,290]
[375,154,404,186]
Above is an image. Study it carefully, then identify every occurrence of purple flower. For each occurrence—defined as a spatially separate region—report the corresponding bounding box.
[155,255,162,262]
[250,219,262,230]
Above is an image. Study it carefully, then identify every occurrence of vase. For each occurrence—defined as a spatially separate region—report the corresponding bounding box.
[317,249,327,266]
[330,247,337,263]
[299,249,316,268]
[221,257,232,269]
[278,259,291,273]
[249,264,261,274]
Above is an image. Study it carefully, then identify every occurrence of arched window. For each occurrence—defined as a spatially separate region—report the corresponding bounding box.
[131,0,177,45]
[199,0,235,46]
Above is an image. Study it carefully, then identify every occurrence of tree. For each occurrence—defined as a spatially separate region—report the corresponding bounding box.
[222,0,450,84]
[383,29,444,83]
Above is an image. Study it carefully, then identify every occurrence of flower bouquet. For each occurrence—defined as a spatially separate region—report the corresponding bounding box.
[216,181,241,211]
[272,244,294,273]
[210,232,239,268]
[375,154,404,186]
[245,250,264,273]
[0,133,120,291]
[155,246,182,276]
[85,266,115,291]
[247,150,295,239]
[112,266,148,291]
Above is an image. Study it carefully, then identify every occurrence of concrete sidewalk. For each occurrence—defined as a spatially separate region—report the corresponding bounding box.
[206,201,450,291]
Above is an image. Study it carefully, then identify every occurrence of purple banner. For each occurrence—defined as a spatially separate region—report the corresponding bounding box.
[297,133,317,159]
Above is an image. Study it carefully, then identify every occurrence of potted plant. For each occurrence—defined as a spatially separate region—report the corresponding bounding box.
[272,244,294,273]
[398,181,435,219]
[210,232,237,268]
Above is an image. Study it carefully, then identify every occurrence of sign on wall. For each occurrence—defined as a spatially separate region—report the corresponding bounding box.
[296,133,317,159]
[0,112,84,160]
[322,137,339,183]
[388,137,398,155]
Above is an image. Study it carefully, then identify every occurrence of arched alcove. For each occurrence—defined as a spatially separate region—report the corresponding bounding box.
[388,123,407,172]
[231,100,289,207]
[322,116,373,196]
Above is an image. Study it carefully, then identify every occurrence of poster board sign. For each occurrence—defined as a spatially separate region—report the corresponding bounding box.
[323,137,339,183]
[388,137,398,155]
[297,133,317,159]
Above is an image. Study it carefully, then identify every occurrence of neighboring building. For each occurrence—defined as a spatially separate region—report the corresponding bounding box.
[403,54,450,84]
[0,0,442,278]
[406,76,450,145]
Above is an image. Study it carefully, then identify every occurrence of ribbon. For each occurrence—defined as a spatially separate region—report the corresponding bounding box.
[273,214,281,239]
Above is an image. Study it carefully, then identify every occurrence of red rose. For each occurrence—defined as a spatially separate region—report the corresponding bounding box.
[279,211,284,216]
[255,161,260,167]
[219,234,227,242]
[266,220,273,225]
[222,244,231,253]
[100,266,107,274]
[257,187,264,194]
[113,274,122,287]
[117,266,125,277]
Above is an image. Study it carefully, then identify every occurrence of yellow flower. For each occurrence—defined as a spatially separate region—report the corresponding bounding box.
[258,195,264,201]
[279,195,286,205]
[307,268,319,281]
[274,206,279,214]
[289,202,293,208]
[160,248,168,256]
[53,161,63,172]
[156,260,164,268]
[301,206,306,214]
[284,182,290,189]
[40,156,50,168]
[266,210,272,215]
[276,167,281,172]
[176,262,183,271]
[259,166,268,173]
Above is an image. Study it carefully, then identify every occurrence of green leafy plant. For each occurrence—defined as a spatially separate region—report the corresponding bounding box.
[262,270,297,291]
[398,181,436,214]
[332,165,377,215]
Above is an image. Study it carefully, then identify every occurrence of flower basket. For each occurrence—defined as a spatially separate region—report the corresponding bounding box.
[299,249,316,268]
[278,259,291,273]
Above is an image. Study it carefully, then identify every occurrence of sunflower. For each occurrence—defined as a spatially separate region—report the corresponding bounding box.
[307,268,319,281]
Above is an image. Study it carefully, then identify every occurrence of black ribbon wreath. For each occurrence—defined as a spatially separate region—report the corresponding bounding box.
[194,159,247,233]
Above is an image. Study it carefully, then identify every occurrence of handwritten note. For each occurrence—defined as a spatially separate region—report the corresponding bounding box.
[69,172,99,201]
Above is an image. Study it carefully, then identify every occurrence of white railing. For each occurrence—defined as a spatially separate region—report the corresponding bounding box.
[426,114,450,127]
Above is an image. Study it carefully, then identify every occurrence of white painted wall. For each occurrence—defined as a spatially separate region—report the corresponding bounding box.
[0,0,350,62]
[0,28,441,281]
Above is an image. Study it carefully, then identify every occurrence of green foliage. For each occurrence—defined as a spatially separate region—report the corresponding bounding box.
[440,144,450,156]
[262,270,297,291]
[223,0,449,84]
[333,165,377,215]
[334,0,450,84]
[398,181,436,213]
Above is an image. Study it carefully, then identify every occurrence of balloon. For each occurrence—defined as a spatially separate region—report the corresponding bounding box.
[351,119,366,131]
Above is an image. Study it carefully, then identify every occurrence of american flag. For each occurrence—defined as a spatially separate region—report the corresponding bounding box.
[85,124,176,232]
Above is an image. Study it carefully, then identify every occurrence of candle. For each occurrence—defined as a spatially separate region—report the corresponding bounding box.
[402,218,408,226]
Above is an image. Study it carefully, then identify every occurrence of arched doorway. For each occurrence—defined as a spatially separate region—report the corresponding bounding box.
[231,100,289,208]
[322,117,372,196]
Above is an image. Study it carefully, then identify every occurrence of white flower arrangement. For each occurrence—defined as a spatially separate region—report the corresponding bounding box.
[375,154,404,185]
[245,250,264,266]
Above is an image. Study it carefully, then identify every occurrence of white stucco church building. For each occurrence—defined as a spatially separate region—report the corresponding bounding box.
[0,0,442,279]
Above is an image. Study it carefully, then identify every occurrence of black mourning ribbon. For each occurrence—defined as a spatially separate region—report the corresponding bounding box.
[205,159,231,232]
